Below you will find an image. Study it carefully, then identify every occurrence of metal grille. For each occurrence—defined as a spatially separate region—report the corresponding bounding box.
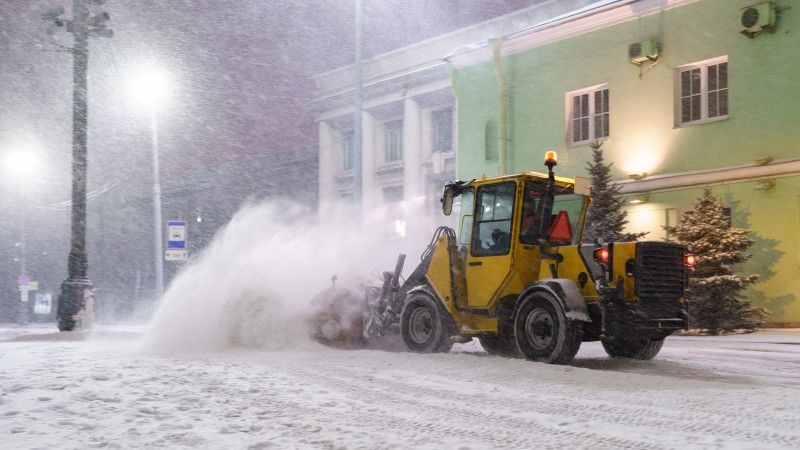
[635,242,685,299]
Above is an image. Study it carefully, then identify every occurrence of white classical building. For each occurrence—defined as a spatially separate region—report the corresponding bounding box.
[311,0,598,217]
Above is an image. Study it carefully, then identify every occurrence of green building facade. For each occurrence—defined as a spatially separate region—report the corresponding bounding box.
[447,0,800,324]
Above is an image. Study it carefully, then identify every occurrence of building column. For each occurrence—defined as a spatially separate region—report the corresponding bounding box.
[318,120,337,212]
[361,111,377,210]
[403,98,424,201]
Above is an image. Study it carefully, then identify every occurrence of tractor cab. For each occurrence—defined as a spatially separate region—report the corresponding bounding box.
[441,152,592,311]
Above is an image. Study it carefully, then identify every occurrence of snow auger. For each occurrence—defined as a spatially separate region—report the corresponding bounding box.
[307,151,694,364]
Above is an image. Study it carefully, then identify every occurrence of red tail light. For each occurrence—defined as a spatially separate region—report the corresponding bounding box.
[594,247,609,265]
[685,253,696,269]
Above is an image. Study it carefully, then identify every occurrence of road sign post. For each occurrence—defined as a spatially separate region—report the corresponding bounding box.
[17,274,32,325]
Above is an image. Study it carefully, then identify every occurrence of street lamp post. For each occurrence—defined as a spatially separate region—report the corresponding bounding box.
[16,223,29,325]
[127,64,169,297]
[150,104,164,295]
[2,149,41,325]
[43,0,112,332]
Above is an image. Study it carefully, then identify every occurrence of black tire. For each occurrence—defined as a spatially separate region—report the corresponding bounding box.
[513,293,582,364]
[601,337,664,360]
[435,333,455,353]
[400,293,453,353]
[478,335,519,357]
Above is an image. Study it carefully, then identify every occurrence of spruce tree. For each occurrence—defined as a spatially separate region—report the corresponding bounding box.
[665,189,769,334]
[583,141,647,243]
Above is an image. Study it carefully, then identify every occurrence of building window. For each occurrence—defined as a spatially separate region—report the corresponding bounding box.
[384,119,403,162]
[342,131,354,171]
[432,108,453,153]
[566,85,609,146]
[675,56,728,127]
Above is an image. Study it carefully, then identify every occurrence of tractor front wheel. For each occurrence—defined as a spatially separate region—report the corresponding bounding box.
[601,337,664,360]
[513,293,582,364]
[400,293,453,353]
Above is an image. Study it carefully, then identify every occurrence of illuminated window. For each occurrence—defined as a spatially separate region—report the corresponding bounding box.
[675,56,728,127]
[566,84,609,146]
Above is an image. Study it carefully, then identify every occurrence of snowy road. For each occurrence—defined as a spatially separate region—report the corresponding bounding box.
[1,327,799,449]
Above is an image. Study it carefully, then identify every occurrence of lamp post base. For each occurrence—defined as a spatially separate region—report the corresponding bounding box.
[57,279,94,331]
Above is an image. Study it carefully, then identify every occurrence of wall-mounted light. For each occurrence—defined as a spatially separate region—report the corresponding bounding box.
[628,172,648,181]
[754,179,775,191]
[628,194,649,204]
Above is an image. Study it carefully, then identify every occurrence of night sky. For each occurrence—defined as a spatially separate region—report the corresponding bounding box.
[0,0,538,302]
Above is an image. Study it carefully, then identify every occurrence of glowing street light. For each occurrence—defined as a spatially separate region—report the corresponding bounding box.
[126,63,171,296]
[1,147,43,325]
[125,64,171,109]
[1,148,42,184]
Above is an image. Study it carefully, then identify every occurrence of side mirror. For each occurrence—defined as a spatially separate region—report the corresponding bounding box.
[441,187,455,216]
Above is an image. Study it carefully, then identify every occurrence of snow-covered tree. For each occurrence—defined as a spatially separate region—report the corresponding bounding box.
[665,189,769,334]
[583,141,647,243]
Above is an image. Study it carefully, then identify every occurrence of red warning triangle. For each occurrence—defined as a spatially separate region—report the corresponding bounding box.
[548,211,573,245]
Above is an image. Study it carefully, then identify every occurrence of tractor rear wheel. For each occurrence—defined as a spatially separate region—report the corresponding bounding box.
[513,293,582,364]
[601,337,664,360]
[478,335,518,357]
[400,293,453,353]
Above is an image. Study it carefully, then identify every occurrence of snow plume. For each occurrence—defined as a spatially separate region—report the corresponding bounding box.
[142,198,441,354]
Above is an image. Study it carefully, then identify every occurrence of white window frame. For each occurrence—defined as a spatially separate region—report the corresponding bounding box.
[565,83,609,147]
[674,55,729,128]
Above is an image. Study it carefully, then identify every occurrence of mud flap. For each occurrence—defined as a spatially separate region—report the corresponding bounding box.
[519,279,591,323]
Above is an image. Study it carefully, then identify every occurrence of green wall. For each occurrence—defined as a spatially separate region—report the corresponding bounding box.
[452,0,800,323]
[623,179,800,324]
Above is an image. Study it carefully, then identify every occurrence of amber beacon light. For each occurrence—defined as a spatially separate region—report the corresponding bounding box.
[544,150,558,167]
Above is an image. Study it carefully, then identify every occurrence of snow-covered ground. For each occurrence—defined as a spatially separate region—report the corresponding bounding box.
[1,325,798,449]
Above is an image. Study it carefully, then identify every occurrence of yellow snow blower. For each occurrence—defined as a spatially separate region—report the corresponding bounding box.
[308,152,693,364]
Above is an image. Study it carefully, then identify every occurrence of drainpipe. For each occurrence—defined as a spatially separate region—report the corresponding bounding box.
[490,37,509,175]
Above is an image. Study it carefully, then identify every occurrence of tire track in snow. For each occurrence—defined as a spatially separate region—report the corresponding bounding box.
[281,350,800,449]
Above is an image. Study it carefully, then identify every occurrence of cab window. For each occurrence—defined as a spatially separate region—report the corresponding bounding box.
[471,182,516,256]
[519,180,547,244]
[455,188,475,247]
[550,193,584,245]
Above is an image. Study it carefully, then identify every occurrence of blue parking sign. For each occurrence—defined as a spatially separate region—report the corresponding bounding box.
[167,220,187,249]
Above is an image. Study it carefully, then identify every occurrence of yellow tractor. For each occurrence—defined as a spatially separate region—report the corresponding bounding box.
[309,152,693,364]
